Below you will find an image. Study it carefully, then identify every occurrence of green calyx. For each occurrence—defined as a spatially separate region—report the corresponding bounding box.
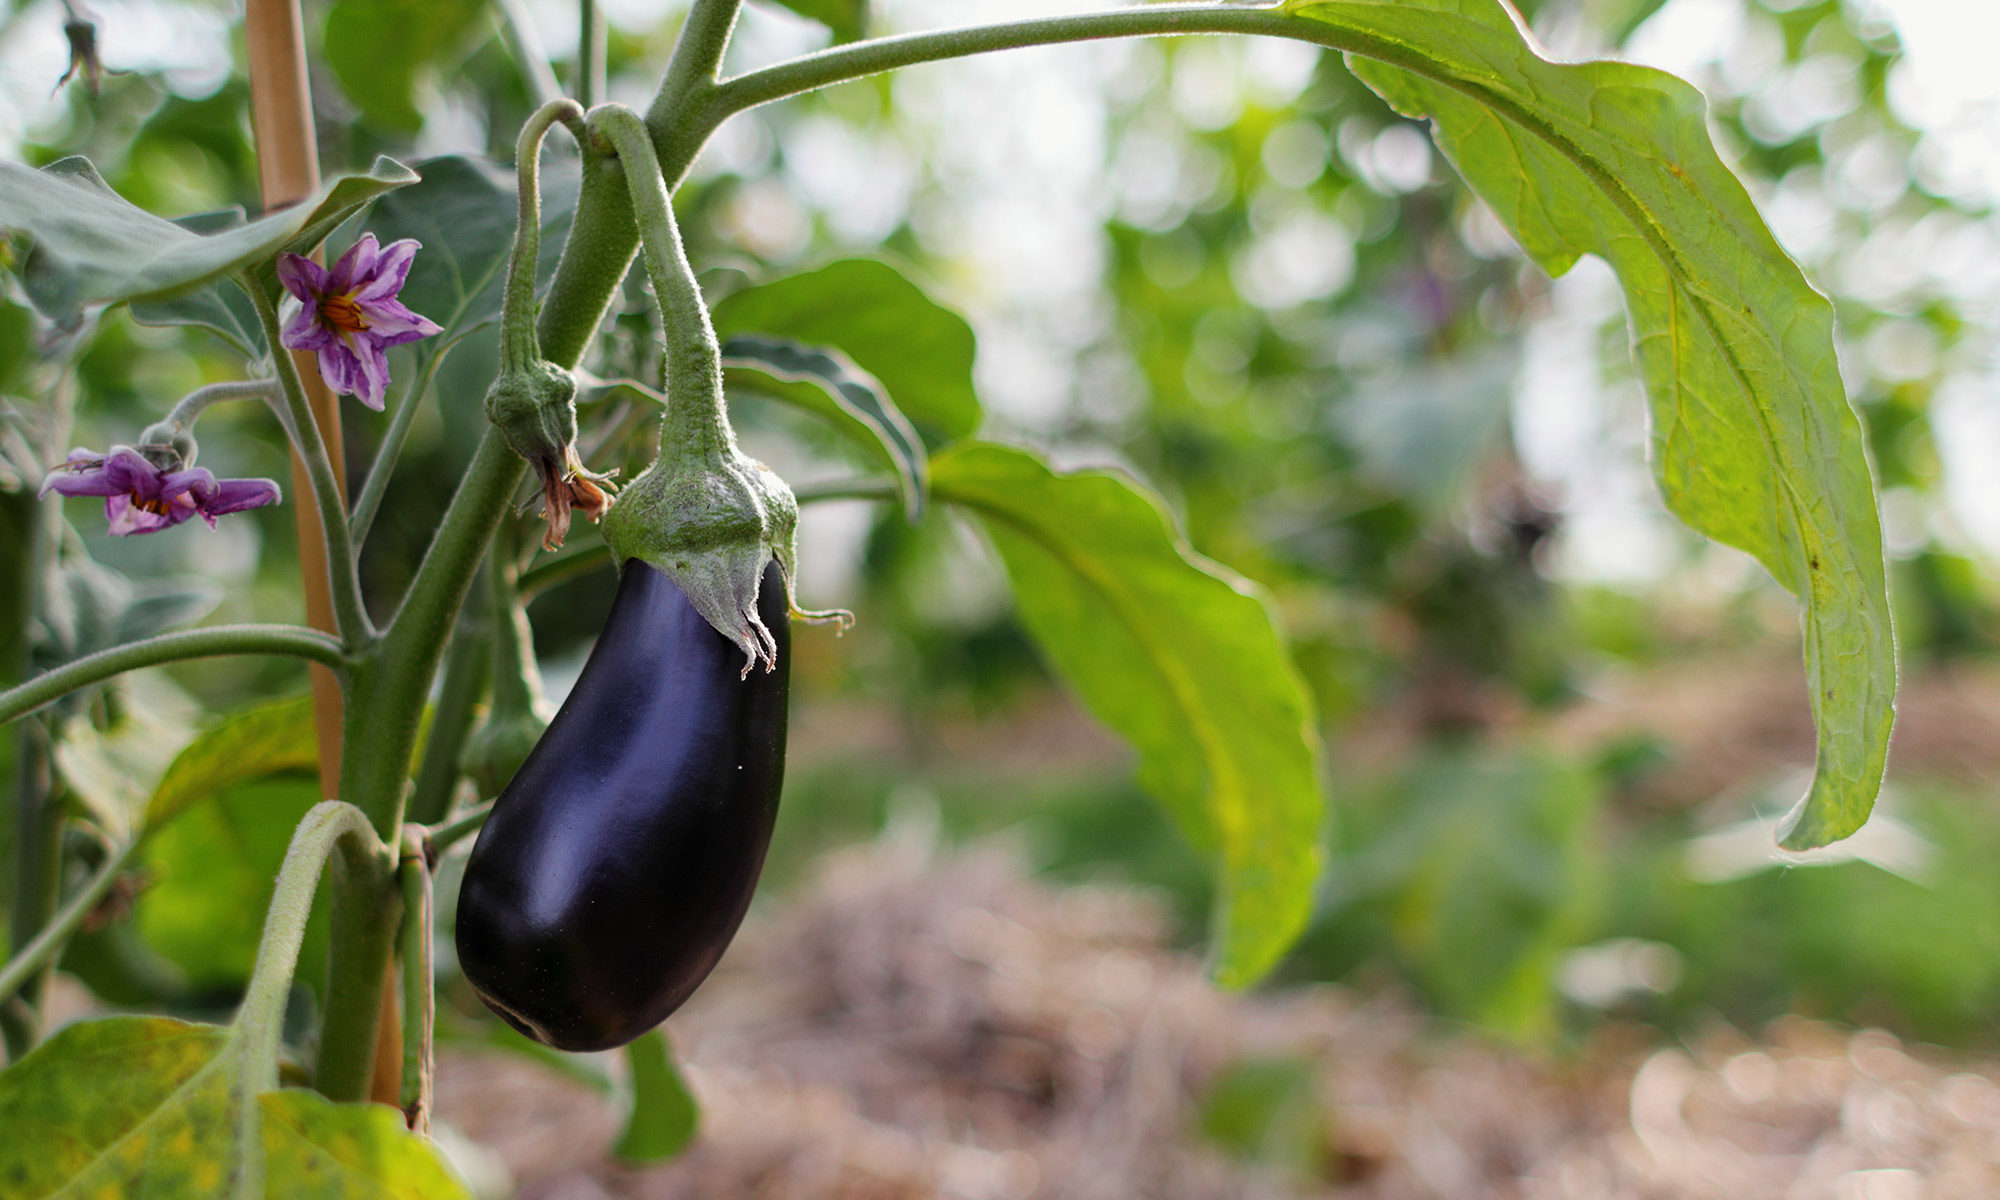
[484,357,578,466]
[602,437,847,676]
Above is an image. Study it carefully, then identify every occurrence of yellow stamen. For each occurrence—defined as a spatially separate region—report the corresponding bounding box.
[322,291,369,333]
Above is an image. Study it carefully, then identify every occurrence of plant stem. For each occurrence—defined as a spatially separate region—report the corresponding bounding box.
[591,105,731,459]
[494,0,563,105]
[502,100,590,373]
[518,542,611,599]
[577,0,604,108]
[155,378,279,437]
[232,801,385,1195]
[351,343,453,547]
[244,276,375,649]
[649,0,740,135]
[0,830,145,1006]
[405,602,491,827]
[0,483,42,1054]
[317,433,523,1095]
[0,625,348,728]
[704,4,1310,119]
[424,800,493,859]
[534,150,640,374]
[396,826,434,1133]
[308,821,402,1102]
[5,722,54,1048]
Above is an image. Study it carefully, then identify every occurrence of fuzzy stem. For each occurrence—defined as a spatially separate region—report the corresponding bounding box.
[0,625,348,728]
[396,827,434,1133]
[404,602,491,826]
[590,104,732,460]
[232,801,385,1197]
[244,275,375,649]
[705,4,1312,119]
[0,830,143,1011]
[577,0,604,108]
[494,0,563,105]
[501,99,589,372]
[351,342,453,547]
[156,378,279,436]
[424,800,493,859]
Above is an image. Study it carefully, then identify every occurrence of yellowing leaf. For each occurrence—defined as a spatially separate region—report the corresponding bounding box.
[934,443,1323,987]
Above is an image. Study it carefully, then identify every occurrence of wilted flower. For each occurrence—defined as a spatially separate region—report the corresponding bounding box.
[277,234,442,410]
[40,445,281,536]
[533,445,616,552]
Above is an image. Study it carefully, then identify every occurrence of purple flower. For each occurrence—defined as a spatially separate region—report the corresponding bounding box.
[40,446,282,536]
[277,234,442,411]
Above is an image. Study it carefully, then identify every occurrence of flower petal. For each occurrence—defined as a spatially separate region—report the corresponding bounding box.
[328,233,381,292]
[355,298,441,341]
[276,253,329,303]
[203,476,283,515]
[351,338,392,410]
[313,339,368,398]
[104,494,181,536]
[281,294,335,352]
[351,237,422,303]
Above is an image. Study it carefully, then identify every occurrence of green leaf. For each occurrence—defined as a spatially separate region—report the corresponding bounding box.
[722,334,927,519]
[1281,0,1894,847]
[710,258,981,441]
[614,1030,700,1163]
[140,775,329,990]
[764,0,868,41]
[147,694,318,827]
[932,443,1323,987]
[129,208,265,355]
[136,696,326,989]
[324,0,489,133]
[0,155,417,327]
[0,1015,471,1199]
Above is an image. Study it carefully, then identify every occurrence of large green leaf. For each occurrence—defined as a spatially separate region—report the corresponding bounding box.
[933,443,1323,987]
[764,0,868,41]
[0,156,416,327]
[0,1015,470,1198]
[721,334,927,519]
[141,775,326,990]
[138,695,325,988]
[710,258,981,441]
[1271,0,1893,847]
[147,694,319,827]
[324,0,489,133]
[129,209,267,356]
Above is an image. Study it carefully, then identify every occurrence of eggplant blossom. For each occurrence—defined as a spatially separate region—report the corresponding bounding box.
[41,445,281,536]
[277,234,442,410]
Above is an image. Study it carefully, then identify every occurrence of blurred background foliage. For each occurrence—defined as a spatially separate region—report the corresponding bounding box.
[4,0,2000,1084]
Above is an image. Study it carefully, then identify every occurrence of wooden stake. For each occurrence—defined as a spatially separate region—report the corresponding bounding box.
[246,0,400,1106]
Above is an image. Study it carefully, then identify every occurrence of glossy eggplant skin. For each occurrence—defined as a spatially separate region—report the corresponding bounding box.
[455,558,789,1051]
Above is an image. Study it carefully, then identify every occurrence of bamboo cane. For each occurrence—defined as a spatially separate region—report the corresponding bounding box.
[244,0,402,1107]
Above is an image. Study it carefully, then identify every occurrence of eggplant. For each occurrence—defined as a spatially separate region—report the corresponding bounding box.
[455,557,789,1051]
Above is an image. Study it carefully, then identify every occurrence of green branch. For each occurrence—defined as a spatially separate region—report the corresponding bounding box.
[244,275,376,649]
[0,831,143,1008]
[704,4,1297,118]
[0,625,348,728]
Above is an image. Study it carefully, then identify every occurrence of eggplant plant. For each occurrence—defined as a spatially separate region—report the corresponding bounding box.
[0,0,1894,1193]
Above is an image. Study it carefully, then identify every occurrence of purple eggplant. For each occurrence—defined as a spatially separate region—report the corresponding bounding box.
[454,558,788,1051]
